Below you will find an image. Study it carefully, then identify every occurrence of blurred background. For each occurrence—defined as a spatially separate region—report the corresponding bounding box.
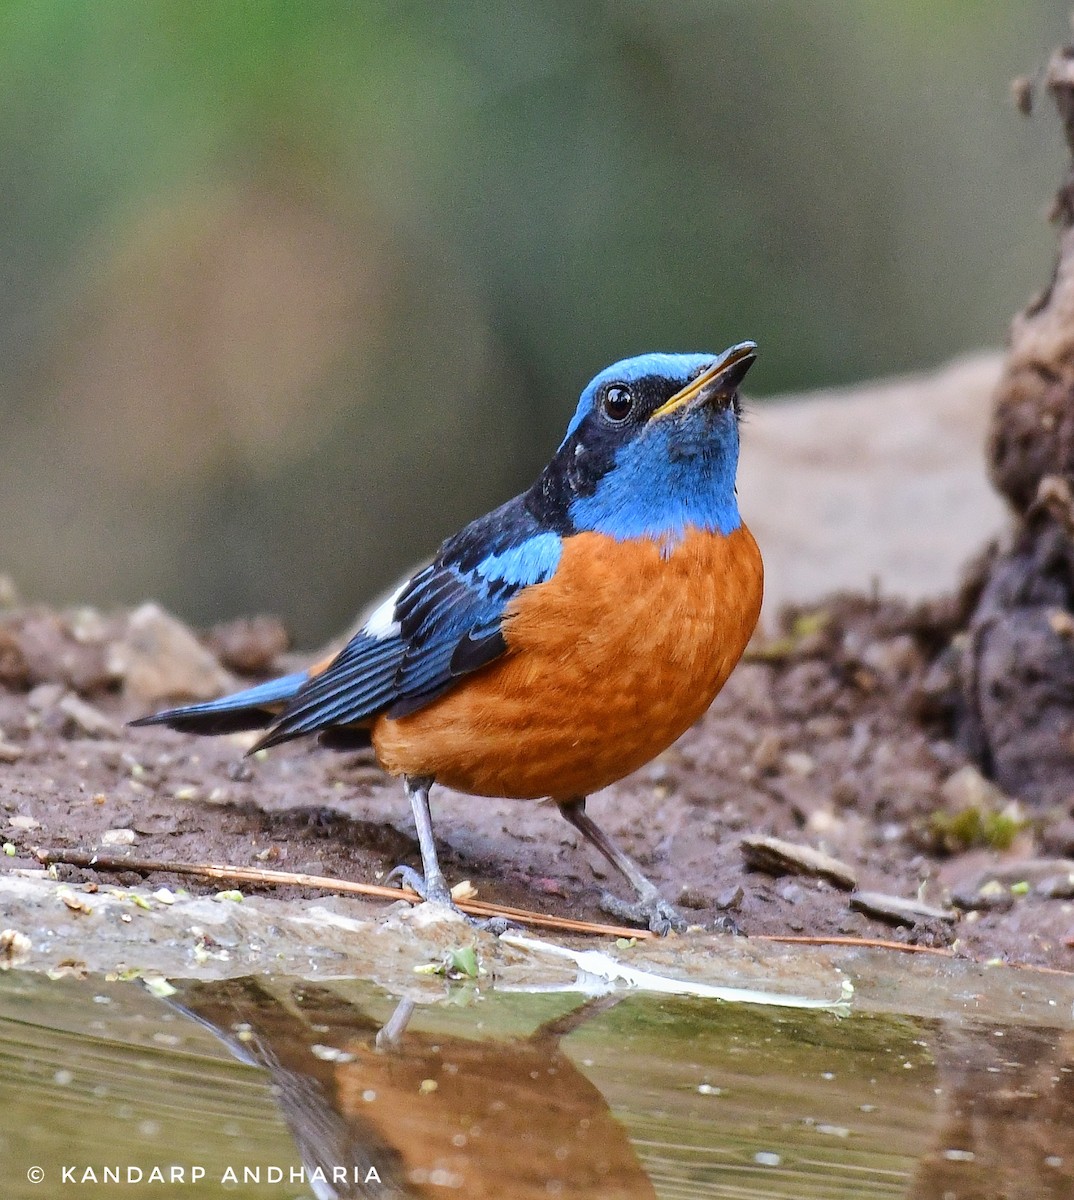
[0,1,1070,644]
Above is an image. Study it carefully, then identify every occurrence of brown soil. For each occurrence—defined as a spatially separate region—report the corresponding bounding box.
[1,596,1071,968]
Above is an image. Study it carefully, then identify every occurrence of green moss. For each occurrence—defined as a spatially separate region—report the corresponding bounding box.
[927,805,1026,854]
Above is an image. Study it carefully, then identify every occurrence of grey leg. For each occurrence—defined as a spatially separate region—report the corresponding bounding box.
[396,774,454,908]
[388,776,515,931]
[559,797,686,935]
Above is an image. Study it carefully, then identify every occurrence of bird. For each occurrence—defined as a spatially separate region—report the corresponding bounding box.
[133,342,764,933]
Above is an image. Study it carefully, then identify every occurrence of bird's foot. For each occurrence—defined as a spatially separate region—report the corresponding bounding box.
[599,885,687,935]
[385,864,515,934]
[386,863,456,909]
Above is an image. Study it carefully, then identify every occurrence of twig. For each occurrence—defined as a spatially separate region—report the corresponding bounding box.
[756,934,1074,976]
[31,848,656,940]
[1004,959,1074,977]
[754,934,953,956]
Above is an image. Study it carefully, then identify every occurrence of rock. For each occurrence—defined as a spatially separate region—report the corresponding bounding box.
[850,890,957,926]
[1040,816,1074,856]
[68,607,111,644]
[961,585,1074,806]
[205,615,289,675]
[951,858,1074,907]
[0,609,116,694]
[1048,607,1074,638]
[100,828,136,847]
[862,634,921,679]
[963,857,1074,888]
[57,693,121,739]
[0,626,30,689]
[751,730,783,772]
[676,886,711,910]
[108,603,233,704]
[783,751,816,778]
[951,879,1016,912]
[804,714,843,739]
[739,835,857,891]
[26,682,65,711]
[940,764,1008,810]
[1036,871,1074,899]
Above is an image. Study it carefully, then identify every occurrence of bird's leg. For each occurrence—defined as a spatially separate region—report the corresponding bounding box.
[559,797,686,935]
[389,774,456,909]
[388,776,515,933]
[374,997,416,1050]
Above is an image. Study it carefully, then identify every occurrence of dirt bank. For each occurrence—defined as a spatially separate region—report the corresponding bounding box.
[0,595,1071,969]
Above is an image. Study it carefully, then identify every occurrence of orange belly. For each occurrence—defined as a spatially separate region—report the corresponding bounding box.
[372,525,763,801]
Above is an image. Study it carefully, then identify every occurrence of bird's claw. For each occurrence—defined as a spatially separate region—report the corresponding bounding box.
[386,864,515,933]
[479,915,517,936]
[598,888,687,935]
[386,863,455,909]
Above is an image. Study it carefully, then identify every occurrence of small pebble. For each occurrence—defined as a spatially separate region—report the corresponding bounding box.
[783,751,816,777]
[100,828,136,847]
[850,891,956,927]
[751,731,782,772]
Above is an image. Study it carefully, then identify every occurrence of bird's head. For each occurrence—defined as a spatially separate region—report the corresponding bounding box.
[529,342,757,544]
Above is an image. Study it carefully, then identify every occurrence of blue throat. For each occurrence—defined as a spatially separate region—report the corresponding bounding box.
[568,418,742,545]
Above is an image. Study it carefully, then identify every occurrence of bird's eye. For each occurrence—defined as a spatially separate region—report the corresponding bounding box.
[600,384,634,423]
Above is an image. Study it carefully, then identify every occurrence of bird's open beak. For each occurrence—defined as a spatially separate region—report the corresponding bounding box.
[650,341,758,422]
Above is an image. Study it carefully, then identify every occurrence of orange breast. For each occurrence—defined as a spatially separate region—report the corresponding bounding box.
[372,525,763,801]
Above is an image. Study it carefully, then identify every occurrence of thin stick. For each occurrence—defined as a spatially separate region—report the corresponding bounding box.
[756,934,1074,976]
[754,933,953,956]
[31,848,657,940]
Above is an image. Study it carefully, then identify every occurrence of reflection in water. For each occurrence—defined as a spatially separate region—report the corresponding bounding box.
[174,978,656,1200]
[6,967,1074,1200]
[911,1024,1074,1200]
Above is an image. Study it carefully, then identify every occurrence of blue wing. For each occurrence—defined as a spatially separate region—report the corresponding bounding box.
[253,498,562,748]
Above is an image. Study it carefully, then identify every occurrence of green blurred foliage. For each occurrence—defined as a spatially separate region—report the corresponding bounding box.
[0,1,1069,641]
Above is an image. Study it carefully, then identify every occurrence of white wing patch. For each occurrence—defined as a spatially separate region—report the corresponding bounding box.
[362,582,405,640]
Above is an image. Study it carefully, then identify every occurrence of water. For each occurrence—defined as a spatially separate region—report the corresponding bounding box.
[2,968,1072,1199]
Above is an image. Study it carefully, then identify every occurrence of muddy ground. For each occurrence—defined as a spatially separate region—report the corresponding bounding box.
[1,592,1071,970]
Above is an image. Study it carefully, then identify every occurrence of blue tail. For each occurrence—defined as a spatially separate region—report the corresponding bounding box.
[130,671,308,736]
